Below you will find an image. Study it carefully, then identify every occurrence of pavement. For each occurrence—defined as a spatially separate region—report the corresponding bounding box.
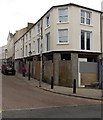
[16,73,103,101]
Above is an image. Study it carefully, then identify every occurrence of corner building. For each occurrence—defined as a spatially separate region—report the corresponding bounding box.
[14,3,102,87]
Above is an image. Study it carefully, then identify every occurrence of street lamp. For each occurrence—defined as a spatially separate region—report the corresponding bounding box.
[28,51,32,80]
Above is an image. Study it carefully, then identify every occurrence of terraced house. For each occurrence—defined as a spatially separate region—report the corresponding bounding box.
[14,3,102,88]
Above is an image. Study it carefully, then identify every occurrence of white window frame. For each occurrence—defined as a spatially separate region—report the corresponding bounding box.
[21,48,23,58]
[24,35,27,43]
[46,14,50,28]
[29,30,31,40]
[37,38,40,53]
[45,32,50,51]
[29,43,31,52]
[58,7,68,23]
[58,29,69,44]
[81,30,92,51]
[80,9,92,26]
[37,23,40,34]
[26,33,28,42]
[25,45,27,56]
[32,41,35,51]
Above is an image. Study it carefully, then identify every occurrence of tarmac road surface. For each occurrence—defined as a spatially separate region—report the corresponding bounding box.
[2,104,102,118]
[2,74,102,118]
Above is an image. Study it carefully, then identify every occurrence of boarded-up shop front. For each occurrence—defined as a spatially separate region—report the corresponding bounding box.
[79,62,98,86]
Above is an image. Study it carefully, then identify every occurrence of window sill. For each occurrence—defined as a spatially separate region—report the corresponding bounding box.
[57,21,69,24]
[57,42,69,45]
[36,33,41,37]
[80,23,93,27]
[28,39,31,41]
[44,50,51,53]
[32,50,35,53]
[80,49,92,52]
[45,25,51,30]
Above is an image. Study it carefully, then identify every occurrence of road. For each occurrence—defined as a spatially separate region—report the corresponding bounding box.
[2,74,102,118]
[2,104,101,118]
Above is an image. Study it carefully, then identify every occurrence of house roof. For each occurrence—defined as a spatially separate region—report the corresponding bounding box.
[53,3,102,13]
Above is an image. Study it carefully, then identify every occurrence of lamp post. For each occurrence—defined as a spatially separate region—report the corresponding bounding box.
[39,20,43,87]
[28,51,32,80]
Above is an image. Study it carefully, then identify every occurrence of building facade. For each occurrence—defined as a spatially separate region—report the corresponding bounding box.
[14,3,102,87]
[0,45,7,66]
[7,32,14,64]
[14,23,34,72]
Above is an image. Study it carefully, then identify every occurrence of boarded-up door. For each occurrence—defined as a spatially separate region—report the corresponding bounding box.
[43,60,53,84]
[59,61,72,87]
[34,61,40,80]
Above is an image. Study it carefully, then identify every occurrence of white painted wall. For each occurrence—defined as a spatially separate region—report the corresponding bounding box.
[15,4,101,60]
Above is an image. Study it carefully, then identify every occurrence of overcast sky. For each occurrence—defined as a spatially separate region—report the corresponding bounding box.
[0,0,103,47]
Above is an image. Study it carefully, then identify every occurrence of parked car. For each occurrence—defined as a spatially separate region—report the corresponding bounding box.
[1,64,16,75]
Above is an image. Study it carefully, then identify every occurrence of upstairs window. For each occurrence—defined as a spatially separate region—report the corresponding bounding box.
[81,10,85,24]
[58,8,68,22]
[26,34,28,41]
[29,43,31,52]
[37,38,40,53]
[81,30,92,50]
[21,48,23,57]
[25,45,27,56]
[86,11,91,25]
[46,14,50,27]
[37,23,40,33]
[33,41,35,51]
[58,29,68,43]
[29,30,31,40]
[81,10,92,25]
[46,32,50,51]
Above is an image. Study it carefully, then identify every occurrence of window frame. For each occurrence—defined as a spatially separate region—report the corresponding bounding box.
[37,23,40,34]
[45,32,50,51]
[58,28,69,44]
[29,43,31,52]
[58,7,68,23]
[32,41,35,51]
[80,9,92,26]
[25,45,27,56]
[46,14,50,28]
[29,30,31,40]
[26,34,28,42]
[81,30,92,51]
[37,38,40,53]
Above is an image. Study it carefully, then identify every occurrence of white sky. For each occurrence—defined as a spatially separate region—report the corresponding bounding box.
[0,0,103,47]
